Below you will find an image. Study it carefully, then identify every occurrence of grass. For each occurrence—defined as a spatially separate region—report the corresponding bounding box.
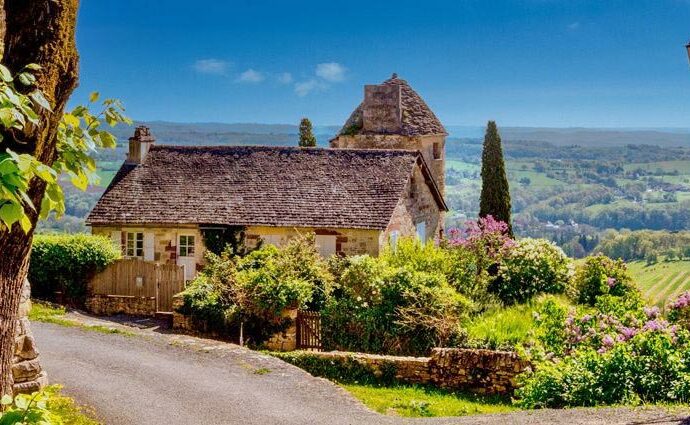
[342,384,516,417]
[29,301,135,336]
[627,260,690,307]
[42,385,101,424]
[463,294,572,349]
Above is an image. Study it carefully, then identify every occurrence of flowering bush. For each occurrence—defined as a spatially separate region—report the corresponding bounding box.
[669,291,690,328]
[517,329,690,408]
[569,254,638,306]
[518,292,690,407]
[492,238,572,305]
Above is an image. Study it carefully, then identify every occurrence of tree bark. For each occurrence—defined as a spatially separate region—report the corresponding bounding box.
[0,0,79,397]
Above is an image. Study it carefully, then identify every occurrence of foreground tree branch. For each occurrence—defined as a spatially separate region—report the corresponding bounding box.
[0,0,80,397]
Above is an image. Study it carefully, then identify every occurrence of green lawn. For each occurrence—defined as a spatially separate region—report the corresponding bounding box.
[627,260,690,307]
[342,384,516,417]
[623,160,690,173]
[463,295,573,349]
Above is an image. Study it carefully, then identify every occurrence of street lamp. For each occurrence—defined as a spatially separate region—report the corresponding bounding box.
[686,41,690,66]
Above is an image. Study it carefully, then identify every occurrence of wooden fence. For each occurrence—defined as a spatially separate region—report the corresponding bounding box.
[89,259,185,312]
[296,311,322,350]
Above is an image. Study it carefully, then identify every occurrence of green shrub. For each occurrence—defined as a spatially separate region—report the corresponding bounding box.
[569,254,638,306]
[492,238,572,305]
[0,385,99,424]
[322,251,472,356]
[178,233,332,344]
[29,233,120,304]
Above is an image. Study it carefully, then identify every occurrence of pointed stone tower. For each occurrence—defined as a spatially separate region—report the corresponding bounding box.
[330,73,447,196]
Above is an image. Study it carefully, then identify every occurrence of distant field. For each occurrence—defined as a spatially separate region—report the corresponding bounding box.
[628,260,690,307]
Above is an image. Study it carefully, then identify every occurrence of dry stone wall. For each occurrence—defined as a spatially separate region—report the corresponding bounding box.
[85,294,156,316]
[12,279,48,395]
[303,348,529,395]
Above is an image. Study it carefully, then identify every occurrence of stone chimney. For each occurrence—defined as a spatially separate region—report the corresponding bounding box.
[362,77,402,134]
[126,126,155,164]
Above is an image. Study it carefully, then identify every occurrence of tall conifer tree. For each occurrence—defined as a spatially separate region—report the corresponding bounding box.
[479,121,513,236]
[298,117,317,147]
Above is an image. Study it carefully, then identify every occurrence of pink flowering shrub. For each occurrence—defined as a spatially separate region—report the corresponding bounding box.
[446,215,515,258]
[669,291,690,328]
[519,294,690,407]
[570,254,639,306]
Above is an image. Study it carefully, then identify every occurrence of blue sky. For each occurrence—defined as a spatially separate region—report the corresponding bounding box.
[74,0,690,128]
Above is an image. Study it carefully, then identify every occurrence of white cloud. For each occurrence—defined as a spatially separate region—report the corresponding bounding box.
[236,69,265,83]
[567,21,580,30]
[294,79,328,97]
[277,72,293,84]
[193,59,229,75]
[315,62,347,82]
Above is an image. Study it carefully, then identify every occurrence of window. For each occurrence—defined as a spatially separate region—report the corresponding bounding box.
[314,235,336,257]
[409,177,417,199]
[389,230,400,250]
[415,221,426,242]
[433,142,442,160]
[179,235,195,257]
[125,232,144,258]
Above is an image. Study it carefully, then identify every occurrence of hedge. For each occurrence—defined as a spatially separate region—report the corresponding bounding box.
[29,233,120,304]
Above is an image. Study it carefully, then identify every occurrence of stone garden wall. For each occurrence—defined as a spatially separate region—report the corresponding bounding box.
[304,348,529,395]
[12,279,48,395]
[85,294,156,317]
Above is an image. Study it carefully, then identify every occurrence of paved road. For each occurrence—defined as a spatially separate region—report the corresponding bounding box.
[33,321,690,425]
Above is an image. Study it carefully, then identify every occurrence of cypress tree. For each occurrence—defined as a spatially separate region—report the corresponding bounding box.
[298,117,317,147]
[479,120,513,236]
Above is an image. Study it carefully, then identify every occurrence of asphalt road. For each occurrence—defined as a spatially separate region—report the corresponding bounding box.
[33,321,690,425]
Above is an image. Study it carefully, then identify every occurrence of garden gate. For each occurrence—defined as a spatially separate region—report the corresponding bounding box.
[296,311,322,350]
[89,259,185,312]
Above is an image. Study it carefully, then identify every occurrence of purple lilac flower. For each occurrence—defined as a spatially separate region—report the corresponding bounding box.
[644,306,660,319]
[602,335,615,347]
[606,277,617,288]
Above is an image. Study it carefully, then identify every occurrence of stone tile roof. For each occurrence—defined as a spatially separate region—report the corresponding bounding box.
[87,145,446,229]
[338,74,447,137]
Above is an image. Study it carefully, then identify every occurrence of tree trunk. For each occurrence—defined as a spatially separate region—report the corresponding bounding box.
[0,0,79,397]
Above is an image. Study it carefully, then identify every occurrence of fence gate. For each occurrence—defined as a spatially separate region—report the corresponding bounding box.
[89,259,185,313]
[296,311,322,350]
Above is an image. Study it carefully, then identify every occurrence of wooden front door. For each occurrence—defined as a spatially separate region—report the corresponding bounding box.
[176,234,197,281]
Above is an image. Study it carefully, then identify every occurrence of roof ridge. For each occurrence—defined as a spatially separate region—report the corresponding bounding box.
[149,144,421,155]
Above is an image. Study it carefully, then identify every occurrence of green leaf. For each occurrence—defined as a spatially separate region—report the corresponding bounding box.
[62,113,80,128]
[89,91,100,103]
[29,90,51,111]
[19,214,31,233]
[17,72,35,86]
[13,394,28,410]
[0,394,12,405]
[0,65,12,82]
[23,63,41,71]
[0,202,23,229]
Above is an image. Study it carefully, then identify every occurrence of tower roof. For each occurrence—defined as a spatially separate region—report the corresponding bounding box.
[338,74,447,137]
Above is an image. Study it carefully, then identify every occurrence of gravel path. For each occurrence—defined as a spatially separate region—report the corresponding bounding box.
[32,316,690,425]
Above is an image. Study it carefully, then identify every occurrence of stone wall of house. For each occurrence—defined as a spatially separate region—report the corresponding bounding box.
[12,279,48,395]
[330,134,445,196]
[245,226,382,257]
[382,165,443,243]
[92,224,205,269]
[85,294,157,317]
[301,348,529,395]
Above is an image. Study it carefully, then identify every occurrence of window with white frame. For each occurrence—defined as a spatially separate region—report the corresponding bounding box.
[179,235,195,257]
[125,232,144,258]
[415,221,426,242]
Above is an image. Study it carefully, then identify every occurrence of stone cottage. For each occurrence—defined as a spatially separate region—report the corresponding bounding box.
[86,75,447,280]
